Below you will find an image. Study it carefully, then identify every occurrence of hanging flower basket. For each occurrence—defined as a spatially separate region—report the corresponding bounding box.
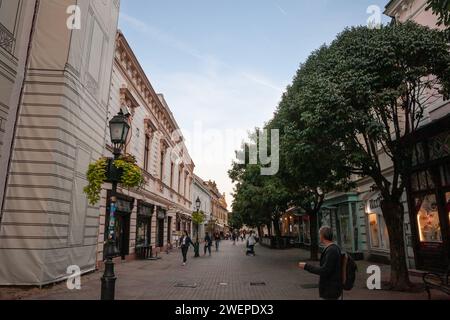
[83,154,145,205]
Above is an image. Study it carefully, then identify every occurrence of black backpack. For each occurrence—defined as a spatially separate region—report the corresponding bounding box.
[341,252,357,291]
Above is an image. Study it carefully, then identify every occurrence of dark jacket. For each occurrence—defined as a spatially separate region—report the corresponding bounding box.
[204,235,213,246]
[305,244,342,300]
[180,236,194,249]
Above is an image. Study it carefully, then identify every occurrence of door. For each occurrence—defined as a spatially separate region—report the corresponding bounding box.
[167,217,172,245]
[157,218,165,248]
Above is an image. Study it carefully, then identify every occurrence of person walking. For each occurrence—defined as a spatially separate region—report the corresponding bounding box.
[204,232,213,256]
[214,232,221,252]
[298,226,343,300]
[232,231,237,245]
[179,230,194,266]
[246,231,257,256]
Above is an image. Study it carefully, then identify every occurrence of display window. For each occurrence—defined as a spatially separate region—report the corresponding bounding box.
[338,205,352,252]
[366,194,390,251]
[136,216,151,247]
[368,214,380,248]
[445,192,450,227]
[415,194,442,243]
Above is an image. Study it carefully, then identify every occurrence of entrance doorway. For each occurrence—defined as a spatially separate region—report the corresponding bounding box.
[105,194,134,260]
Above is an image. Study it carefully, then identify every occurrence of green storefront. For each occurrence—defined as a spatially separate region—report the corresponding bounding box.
[319,193,365,260]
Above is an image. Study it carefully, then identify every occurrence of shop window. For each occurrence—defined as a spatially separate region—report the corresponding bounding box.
[445,193,450,226]
[412,143,426,166]
[338,205,353,252]
[411,170,435,192]
[320,209,332,228]
[369,214,380,248]
[136,216,151,247]
[429,131,450,161]
[415,194,442,243]
[367,211,389,251]
[440,164,450,187]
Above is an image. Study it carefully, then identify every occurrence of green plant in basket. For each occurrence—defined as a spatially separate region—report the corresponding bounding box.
[84,154,145,205]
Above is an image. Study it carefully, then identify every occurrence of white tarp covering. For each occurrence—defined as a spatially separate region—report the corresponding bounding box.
[0,0,120,286]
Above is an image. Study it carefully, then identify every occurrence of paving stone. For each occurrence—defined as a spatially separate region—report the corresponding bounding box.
[1,241,449,300]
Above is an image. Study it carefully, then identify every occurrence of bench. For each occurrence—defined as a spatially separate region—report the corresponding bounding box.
[423,265,450,300]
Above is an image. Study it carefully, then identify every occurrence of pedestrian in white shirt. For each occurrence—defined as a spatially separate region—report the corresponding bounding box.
[246,231,257,256]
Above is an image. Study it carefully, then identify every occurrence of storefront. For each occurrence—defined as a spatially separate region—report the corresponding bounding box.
[156,207,167,248]
[364,193,391,263]
[105,192,134,260]
[136,201,154,258]
[407,116,450,271]
[320,193,364,259]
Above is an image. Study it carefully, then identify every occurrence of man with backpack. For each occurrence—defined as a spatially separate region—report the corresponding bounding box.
[299,226,356,300]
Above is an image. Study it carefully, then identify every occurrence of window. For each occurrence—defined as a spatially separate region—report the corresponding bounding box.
[445,192,450,226]
[184,172,188,196]
[415,194,442,243]
[160,151,165,180]
[368,214,380,248]
[429,131,450,161]
[170,162,174,188]
[440,164,450,187]
[411,170,435,192]
[144,135,150,171]
[338,205,352,252]
[136,215,151,247]
[178,168,182,194]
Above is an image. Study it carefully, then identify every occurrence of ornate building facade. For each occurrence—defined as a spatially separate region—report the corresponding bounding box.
[97,31,195,264]
[192,175,212,240]
[205,180,229,235]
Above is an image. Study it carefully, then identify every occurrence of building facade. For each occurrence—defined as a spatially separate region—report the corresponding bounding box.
[205,180,229,235]
[97,31,195,263]
[0,0,121,285]
[192,175,212,240]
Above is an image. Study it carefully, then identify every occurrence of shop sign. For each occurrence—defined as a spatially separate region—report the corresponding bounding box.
[117,199,132,213]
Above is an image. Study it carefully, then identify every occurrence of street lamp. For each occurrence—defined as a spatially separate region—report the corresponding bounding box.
[101,109,130,301]
[194,197,201,258]
[109,109,130,160]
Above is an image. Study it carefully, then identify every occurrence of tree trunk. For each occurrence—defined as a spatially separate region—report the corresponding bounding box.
[273,218,282,248]
[381,199,412,291]
[273,218,281,238]
[309,212,319,261]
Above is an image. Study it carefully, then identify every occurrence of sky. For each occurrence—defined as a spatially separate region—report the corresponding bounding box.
[118,0,391,209]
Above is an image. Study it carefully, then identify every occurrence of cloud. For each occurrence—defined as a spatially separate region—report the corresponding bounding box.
[119,12,287,206]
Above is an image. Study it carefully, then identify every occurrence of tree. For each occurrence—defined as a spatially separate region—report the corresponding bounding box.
[426,0,450,31]
[269,53,353,260]
[229,130,292,241]
[297,22,449,290]
[192,210,205,242]
[228,212,243,231]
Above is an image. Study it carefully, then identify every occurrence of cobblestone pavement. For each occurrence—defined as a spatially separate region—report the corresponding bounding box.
[1,240,449,300]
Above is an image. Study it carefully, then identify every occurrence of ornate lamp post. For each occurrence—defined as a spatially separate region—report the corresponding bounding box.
[101,110,130,301]
[193,197,201,258]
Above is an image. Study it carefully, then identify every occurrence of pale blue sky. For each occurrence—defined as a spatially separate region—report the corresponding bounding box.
[118,0,391,206]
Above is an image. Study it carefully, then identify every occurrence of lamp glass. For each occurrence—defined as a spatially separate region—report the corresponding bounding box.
[109,113,130,147]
